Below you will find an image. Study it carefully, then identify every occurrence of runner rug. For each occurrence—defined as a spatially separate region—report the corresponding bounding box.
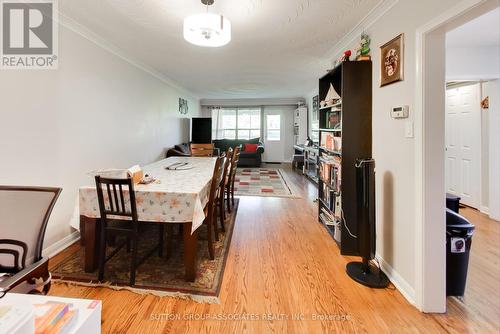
[234,168,300,198]
[51,200,239,304]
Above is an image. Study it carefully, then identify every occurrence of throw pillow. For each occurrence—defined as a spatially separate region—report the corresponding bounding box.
[244,143,258,152]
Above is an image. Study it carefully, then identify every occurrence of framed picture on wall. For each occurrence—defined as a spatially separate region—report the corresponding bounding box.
[312,95,319,121]
[380,33,404,87]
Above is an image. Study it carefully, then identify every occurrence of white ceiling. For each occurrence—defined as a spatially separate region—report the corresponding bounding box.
[60,0,381,99]
[446,7,500,48]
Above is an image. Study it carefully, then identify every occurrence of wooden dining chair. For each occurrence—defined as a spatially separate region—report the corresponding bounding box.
[204,155,225,260]
[191,143,215,157]
[218,148,233,229]
[226,146,240,213]
[95,176,164,286]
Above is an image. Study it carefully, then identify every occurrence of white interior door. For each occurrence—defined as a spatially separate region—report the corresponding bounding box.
[445,83,481,208]
[263,108,285,163]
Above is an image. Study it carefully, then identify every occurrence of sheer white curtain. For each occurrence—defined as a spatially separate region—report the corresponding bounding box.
[211,107,224,140]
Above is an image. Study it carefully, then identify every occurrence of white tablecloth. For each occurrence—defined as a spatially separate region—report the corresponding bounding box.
[78,157,216,233]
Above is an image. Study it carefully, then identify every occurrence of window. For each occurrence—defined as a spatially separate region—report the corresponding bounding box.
[212,107,261,140]
[266,114,281,141]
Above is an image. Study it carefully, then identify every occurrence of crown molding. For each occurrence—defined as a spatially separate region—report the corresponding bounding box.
[56,11,199,101]
[200,97,306,107]
[325,0,399,64]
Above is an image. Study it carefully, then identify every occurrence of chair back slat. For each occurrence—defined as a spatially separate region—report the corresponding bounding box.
[191,143,214,157]
[208,156,225,207]
[222,148,233,188]
[119,184,125,212]
[0,186,61,266]
[113,184,120,212]
[228,146,241,181]
[95,176,137,220]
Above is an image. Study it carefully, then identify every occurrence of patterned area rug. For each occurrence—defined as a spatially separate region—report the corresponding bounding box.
[51,200,239,303]
[234,168,300,198]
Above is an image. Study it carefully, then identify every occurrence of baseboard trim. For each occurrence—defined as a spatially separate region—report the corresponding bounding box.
[480,206,490,215]
[43,231,81,259]
[376,254,416,306]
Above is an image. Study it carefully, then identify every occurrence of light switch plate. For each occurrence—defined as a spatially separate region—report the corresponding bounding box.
[405,121,414,138]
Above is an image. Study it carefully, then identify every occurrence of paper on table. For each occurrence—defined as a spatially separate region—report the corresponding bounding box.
[127,165,141,176]
[127,165,143,184]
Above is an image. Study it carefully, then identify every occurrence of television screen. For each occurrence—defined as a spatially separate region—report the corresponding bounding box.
[191,117,212,143]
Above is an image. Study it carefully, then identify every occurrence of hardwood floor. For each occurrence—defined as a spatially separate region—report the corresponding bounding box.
[49,166,500,333]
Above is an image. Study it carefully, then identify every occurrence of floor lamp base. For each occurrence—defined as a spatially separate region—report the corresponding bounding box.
[346,261,390,289]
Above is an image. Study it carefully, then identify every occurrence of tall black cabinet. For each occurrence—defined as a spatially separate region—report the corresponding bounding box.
[317,61,372,256]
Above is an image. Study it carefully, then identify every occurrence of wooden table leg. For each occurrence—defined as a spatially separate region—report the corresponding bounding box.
[81,216,100,273]
[183,222,198,282]
[79,217,86,246]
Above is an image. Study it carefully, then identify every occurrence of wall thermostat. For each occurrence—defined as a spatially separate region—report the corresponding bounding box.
[391,105,409,119]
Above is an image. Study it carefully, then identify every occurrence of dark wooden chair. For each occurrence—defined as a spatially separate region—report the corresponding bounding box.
[204,156,225,260]
[0,186,61,297]
[95,176,164,286]
[218,148,233,232]
[226,146,240,212]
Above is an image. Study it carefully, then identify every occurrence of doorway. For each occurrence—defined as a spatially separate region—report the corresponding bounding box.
[263,111,283,163]
[415,0,499,313]
[445,82,481,208]
[262,105,295,163]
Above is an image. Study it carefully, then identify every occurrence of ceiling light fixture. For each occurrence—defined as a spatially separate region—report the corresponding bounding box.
[183,0,231,47]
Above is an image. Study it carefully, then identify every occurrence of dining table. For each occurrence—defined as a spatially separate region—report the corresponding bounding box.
[78,156,217,282]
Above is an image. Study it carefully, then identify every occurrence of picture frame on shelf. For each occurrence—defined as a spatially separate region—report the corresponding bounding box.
[380,33,404,87]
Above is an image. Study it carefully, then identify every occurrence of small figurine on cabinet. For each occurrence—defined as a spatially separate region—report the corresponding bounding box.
[340,50,351,62]
[356,33,371,61]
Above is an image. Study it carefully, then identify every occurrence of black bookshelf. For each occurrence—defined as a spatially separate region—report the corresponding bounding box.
[317,61,372,256]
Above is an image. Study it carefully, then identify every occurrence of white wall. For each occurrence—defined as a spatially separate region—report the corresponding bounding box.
[306,0,469,305]
[488,79,500,221]
[446,46,500,80]
[0,24,199,253]
[481,82,491,212]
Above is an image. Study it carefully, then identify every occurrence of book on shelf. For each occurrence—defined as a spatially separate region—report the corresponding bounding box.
[319,155,342,193]
[320,132,342,153]
[320,209,335,226]
[334,195,342,220]
[321,183,332,210]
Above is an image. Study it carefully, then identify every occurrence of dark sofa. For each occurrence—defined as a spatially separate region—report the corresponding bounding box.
[213,138,264,167]
[166,143,191,158]
[166,139,264,167]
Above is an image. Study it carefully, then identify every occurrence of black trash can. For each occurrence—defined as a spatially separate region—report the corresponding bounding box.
[446,193,461,213]
[446,209,475,296]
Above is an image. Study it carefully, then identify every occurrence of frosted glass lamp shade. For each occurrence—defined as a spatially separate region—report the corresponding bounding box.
[183,13,231,47]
